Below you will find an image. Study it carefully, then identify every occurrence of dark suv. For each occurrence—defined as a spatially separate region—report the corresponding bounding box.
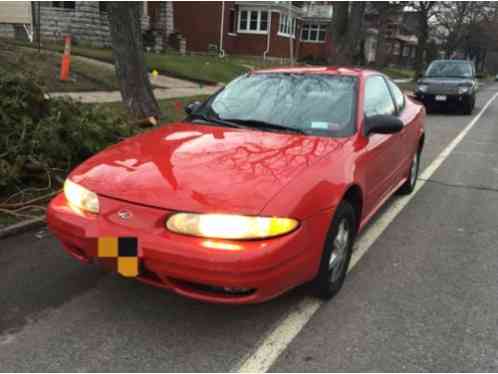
[415,60,478,115]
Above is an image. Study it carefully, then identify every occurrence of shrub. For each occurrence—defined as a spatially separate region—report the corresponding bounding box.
[0,68,138,195]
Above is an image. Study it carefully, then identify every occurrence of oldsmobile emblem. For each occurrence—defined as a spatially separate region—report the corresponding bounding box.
[117,210,132,220]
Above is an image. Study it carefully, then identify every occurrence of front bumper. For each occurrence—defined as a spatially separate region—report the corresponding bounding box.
[47,193,330,304]
[415,92,472,106]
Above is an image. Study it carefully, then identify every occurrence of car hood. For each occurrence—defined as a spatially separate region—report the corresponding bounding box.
[70,122,345,215]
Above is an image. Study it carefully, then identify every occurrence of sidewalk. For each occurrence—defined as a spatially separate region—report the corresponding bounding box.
[47,51,222,103]
[49,85,221,103]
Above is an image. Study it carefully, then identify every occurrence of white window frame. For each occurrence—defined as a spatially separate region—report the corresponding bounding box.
[301,23,326,43]
[393,41,400,56]
[237,8,269,35]
[402,45,409,57]
[278,13,296,38]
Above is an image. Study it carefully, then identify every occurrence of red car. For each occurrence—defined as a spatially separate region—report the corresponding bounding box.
[47,67,425,304]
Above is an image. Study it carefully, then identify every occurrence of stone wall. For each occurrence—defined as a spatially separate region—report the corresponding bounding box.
[0,23,15,39]
[39,1,150,48]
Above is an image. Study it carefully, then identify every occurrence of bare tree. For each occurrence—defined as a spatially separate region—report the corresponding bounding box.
[108,2,161,124]
[329,2,367,65]
[435,1,498,71]
[410,1,437,78]
[371,2,403,68]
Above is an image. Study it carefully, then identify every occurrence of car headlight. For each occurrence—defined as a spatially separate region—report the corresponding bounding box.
[166,213,299,240]
[417,84,428,93]
[458,86,470,94]
[64,179,100,214]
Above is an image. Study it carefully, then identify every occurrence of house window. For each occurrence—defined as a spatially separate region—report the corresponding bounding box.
[393,42,400,55]
[411,48,416,58]
[301,23,326,43]
[238,9,268,33]
[52,1,75,9]
[402,45,409,57]
[278,13,296,37]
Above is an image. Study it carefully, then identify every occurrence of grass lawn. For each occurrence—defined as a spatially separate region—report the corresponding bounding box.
[19,41,248,84]
[3,39,288,84]
[382,67,415,80]
[0,42,120,92]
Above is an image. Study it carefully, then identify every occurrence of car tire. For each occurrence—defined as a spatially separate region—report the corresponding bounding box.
[313,201,357,300]
[398,149,421,195]
[463,96,475,115]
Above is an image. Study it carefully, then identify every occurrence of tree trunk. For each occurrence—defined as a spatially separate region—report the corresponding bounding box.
[329,2,350,65]
[108,2,161,122]
[414,13,428,78]
[329,2,365,66]
[350,1,366,66]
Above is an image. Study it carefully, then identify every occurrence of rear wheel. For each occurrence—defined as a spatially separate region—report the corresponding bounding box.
[313,201,356,300]
[398,149,420,195]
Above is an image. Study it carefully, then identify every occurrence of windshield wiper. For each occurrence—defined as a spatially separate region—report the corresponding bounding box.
[189,113,246,129]
[221,118,305,134]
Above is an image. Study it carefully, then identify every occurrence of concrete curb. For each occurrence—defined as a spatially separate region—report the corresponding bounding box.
[0,216,46,240]
[393,78,413,83]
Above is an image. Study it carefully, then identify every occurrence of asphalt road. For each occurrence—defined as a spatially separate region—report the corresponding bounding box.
[2,84,498,372]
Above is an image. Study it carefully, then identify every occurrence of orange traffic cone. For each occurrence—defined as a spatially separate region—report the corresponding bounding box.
[60,35,72,81]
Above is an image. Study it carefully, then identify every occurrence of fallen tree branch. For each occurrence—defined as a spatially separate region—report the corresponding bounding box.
[0,189,60,209]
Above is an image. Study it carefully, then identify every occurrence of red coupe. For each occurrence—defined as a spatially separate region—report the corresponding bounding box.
[47,67,425,304]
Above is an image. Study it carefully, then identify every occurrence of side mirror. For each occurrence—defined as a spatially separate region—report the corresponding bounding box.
[364,114,403,136]
[185,101,203,115]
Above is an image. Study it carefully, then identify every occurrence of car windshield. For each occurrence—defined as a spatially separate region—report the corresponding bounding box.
[425,61,473,78]
[195,73,358,137]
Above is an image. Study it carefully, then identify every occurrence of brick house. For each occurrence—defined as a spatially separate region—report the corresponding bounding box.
[0,1,332,61]
[363,10,420,68]
[172,1,334,61]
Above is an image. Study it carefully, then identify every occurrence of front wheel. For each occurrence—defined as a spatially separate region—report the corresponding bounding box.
[463,96,475,115]
[313,201,356,300]
[398,150,420,195]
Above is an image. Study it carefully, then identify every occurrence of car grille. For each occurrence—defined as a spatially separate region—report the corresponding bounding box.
[427,83,459,95]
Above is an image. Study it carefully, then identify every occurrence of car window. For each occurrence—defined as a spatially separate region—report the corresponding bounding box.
[364,76,396,117]
[387,79,405,113]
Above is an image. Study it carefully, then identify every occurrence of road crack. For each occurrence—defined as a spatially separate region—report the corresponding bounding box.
[418,178,498,193]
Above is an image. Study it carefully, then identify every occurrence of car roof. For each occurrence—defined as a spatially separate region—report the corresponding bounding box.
[252,66,381,78]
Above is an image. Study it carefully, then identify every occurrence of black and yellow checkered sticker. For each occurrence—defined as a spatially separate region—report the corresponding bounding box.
[97,237,139,277]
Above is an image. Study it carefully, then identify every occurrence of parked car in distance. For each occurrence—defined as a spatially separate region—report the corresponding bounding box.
[415,59,478,115]
[495,73,498,81]
[47,67,426,304]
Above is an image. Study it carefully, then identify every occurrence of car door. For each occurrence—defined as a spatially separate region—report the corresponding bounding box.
[386,78,417,181]
[360,75,403,216]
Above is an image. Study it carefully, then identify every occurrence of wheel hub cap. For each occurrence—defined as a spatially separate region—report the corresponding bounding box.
[329,219,350,283]
[410,153,418,187]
